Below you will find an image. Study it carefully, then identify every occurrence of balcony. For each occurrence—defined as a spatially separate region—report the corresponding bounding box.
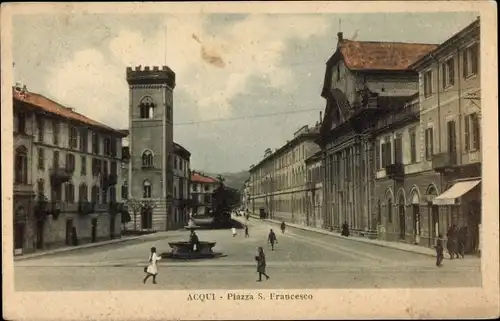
[385,162,405,180]
[78,201,96,215]
[432,152,457,172]
[50,168,72,187]
[375,102,420,132]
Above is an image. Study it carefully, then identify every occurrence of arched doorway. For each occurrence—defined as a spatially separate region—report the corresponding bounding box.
[410,189,421,245]
[141,206,153,230]
[398,193,406,240]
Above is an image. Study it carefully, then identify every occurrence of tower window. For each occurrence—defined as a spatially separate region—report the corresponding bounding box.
[142,150,154,168]
[139,96,155,119]
[143,180,152,198]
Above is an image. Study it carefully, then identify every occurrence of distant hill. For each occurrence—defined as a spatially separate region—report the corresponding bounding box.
[203,171,250,190]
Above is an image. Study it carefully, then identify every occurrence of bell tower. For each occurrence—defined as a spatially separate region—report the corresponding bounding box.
[126,65,175,231]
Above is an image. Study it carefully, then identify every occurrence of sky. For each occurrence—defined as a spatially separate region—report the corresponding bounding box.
[12,11,478,173]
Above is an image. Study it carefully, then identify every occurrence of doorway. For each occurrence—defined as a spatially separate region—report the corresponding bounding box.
[91,219,98,242]
[398,195,406,240]
[14,222,25,254]
[109,214,115,239]
[36,220,44,249]
[65,219,73,245]
[141,207,153,230]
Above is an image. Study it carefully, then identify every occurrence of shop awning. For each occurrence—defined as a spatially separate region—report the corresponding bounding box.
[433,179,481,206]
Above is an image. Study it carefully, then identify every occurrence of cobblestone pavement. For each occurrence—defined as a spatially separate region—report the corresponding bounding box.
[14,218,481,291]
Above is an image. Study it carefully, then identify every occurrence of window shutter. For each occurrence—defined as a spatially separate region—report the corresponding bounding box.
[472,43,479,75]
[472,113,480,149]
[429,128,434,157]
[464,115,470,151]
[441,64,446,88]
[463,49,468,77]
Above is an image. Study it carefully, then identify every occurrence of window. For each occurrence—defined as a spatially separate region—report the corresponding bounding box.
[37,179,45,199]
[91,185,100,203]
[92,158,102,176]
[38,148,45,170]
[15,147,28,184]
[174,157,178,170]
[423,70,433,97]
[447,120,457,154]
[376,140,381,169]
[17,112,26,133]
[65,183,75,204]
[53,150,60,169]
[121,181,128,199]
[442,58,455,88]
[388,199,393,223]
[377,200,381,223]
[66,153,76,173]
[409,128,417,163]
[143,180,152,198]
[69,126,78,149]
[81,156,87,175]
[142,150,154,168]
[465,113,480,151]
[109,186,116,203]
[52,121,59,146]
[79,128,88,152]
[381,137,392,167]
[110,138,117,157]
[103,137,111,156]
[92,132,99,154]
[394,134,403,164]
[204,184,210,192]
[139,96,155,119]
[102,160,109,176]
[167,105,171,122]
[463,43,479,78]
[36,116,44,142]
[79,183,88,201]
[54,184,62,201]
[425,128,434,160]
[111,161,117,176]
[193,183,198,192]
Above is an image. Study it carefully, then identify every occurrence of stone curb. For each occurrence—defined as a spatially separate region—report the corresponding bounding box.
[245,214,437,258]
[14,236,142,261]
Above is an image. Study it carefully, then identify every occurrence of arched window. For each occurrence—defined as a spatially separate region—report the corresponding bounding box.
[142,150,154,168]
[139,96,155,119]
[15,146,28,184]
[65,182,75,204]
[143,180,152,198]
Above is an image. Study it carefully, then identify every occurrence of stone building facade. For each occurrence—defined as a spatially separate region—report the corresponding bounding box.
[406,18,481,253]
[126,66,175,231]
[171,142,191,229]
[13,85,126,255]
[318,32,437,237]
[249,124,321,225]
[305,151,324,228]
[190,172,218,216]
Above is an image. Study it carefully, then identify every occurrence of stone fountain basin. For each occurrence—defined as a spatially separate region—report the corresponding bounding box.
[162,241,220,260]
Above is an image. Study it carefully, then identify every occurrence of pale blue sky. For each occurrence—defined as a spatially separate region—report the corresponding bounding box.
[13,12,478,173]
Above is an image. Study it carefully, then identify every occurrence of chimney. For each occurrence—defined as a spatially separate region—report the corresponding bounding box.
[337,32,343,43]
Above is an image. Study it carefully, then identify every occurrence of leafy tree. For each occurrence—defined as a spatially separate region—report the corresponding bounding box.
[211,179,241,226]
[126,198,158,230]
[121,210,131,230]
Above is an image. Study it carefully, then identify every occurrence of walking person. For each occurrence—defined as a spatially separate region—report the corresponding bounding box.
[447,224,459,259]
[280,221,286,233]
[341,221,350,237]
[232,227,237,237]
[143,247,162,284]
[268,229,277,251]
[435,233,444,267]
[255,246,270,282]
[458,225,467,258]
[245,225,250,237]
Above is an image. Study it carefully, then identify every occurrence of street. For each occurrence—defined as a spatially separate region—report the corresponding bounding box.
[14,218,481,291]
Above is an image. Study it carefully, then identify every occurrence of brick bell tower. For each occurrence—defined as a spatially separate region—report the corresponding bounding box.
[126,65,175,231]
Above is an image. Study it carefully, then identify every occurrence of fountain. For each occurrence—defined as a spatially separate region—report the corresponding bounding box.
[162,218,222,259]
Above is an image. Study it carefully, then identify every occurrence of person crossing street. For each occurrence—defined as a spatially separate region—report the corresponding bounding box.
[268,229,277,251]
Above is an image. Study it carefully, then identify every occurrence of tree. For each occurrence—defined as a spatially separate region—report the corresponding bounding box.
[121,210,131,231]
[126,198,143,231]
[211,179,241,226]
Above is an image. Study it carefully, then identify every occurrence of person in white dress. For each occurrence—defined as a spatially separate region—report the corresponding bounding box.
[143,247,162,284]
[232,227,237,237]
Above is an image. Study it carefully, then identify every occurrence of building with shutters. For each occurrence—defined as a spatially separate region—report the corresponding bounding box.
[12,84,126,256]
[171,142,191,228]
[190,172,218,216]
[317,32,437,238]
[402,18,481,253]
[305,151,324,228]
[249,124,321,225]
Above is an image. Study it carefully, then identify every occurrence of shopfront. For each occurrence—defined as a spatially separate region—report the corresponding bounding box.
[433,178,481,255]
